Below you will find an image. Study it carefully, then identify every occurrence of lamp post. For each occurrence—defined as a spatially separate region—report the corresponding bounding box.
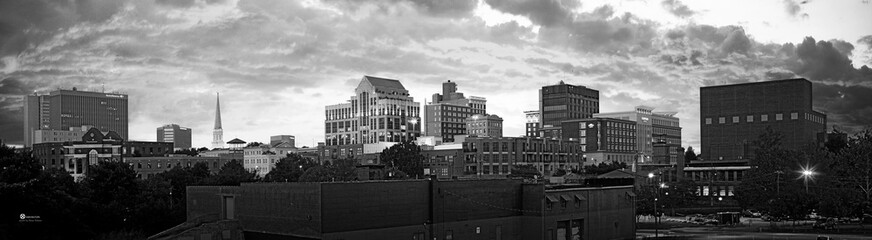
[648,172,661,238]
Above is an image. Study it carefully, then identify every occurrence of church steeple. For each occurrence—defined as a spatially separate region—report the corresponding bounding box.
[212,92,224,149]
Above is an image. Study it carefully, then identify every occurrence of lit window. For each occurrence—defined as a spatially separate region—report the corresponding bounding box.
[732,116,739,123]
[746,115,753,122]
[776,114,783,120]
[705,118,712,125]
[719,117,725,124]
[791,112,798,120]
[761,115,768,121]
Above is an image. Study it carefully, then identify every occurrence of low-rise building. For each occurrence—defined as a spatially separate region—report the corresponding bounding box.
[126,156,229,179]
[168,179,635,240]
[32,128,124,181]
[465,114,503,137]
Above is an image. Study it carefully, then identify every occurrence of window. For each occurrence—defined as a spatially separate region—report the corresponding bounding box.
[732,116,739,123]
[746,115,753,122]
[791,112,798,120]
[761,114,768,121]
[705,118,712,124]
[718,117,725,124]
[776,114,783,120]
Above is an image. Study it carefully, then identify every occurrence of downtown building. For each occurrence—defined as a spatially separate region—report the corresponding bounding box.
[594,106,682,164]
[465,114,503,137]
[559,118,638,166]
[539,81,599,130]
[157,123,192,150]
[524,110,540,137]
[423,80,487,142]
[700,78,827,161]
[324,76,421,146]
[23,88,128,147]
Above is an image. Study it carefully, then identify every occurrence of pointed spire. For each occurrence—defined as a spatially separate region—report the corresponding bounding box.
[214,92,222,130]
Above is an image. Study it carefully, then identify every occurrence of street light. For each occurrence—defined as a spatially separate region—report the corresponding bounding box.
[648,172,664,238]
[799,165,816,193]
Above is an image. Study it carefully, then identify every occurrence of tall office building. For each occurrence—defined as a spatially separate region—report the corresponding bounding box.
[539,81,599,128]
[700,78,826,161]
[157,124,192,150]
[325,76,421,146]
[212,93,224,149]
[423,80,486,142]
[23,88,128,147]
[594,106,682,163]
[524,110,540,137]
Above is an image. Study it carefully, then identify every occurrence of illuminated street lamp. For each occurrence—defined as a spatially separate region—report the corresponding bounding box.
[800,165,816,193]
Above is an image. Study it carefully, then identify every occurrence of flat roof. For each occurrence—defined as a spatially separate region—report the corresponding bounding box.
[700,78,809,89]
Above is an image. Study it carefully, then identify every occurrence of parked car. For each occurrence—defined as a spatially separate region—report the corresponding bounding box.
[817,236,832,240]
[812,218,836,230]
[762,214,782,222]
[743,209,762,217]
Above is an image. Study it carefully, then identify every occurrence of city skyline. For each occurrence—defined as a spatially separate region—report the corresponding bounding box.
[1,0,872,151]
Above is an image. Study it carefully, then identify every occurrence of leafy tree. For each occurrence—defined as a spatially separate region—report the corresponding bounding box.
[824,130,872,217]
[379,141,424,178]
[212,159,258,185]
[684,147,699,161]
[264,153,317,182]
[173,148,200,156]
[245,142,264,147]
[83,161,139,205]
[197,147,210,152]
[299,159,358,182]
[0,145,40,183]
[583,161,628,175]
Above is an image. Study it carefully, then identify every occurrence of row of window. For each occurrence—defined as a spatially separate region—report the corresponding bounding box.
[705,112,803,125]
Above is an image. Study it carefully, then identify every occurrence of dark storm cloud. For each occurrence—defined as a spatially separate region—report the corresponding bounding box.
[812,82,872,133]
[666,30,686,40]
[793,37,862,82]
[0,0,123,58]
[661,0,695,18]
[485,0,576,27]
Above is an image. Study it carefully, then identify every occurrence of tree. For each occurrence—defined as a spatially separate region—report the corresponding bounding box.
[583,161,628,175]
[684,147,699,161]
[197,147,210,152]
[379,141,424,178]
[508,164,541,179]
[173,148,199,156]
[83,161,140,205]
[824,130,872,217]
[298,159,358,182]
[0,145,40,183]
[264,153,317,182]
[212,159,258,185]
[246,142,264,147]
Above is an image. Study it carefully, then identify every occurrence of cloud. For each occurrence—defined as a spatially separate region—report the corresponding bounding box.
[484,0,575,27]
[661,0,695,18]
[719,28,752,55]
[783,0,802,17]
[326,0,478,18]
[793,37,861,82]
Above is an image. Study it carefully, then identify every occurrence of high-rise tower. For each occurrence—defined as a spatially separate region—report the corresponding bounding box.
[212,93,224,149]
[23,88,128,147]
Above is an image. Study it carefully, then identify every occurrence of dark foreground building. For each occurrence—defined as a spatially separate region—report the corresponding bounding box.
[152,179,636,240]
[700,78,827,161]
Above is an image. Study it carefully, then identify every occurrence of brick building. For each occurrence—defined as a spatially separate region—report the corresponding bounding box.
[169,179,635,240]
[539,81,599,128]
[125,156,230,179]
[462,136,583,176]
[424,80,487,142]
[700,78,827,161]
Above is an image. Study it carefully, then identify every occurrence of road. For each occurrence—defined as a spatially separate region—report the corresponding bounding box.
[638,227,871,239]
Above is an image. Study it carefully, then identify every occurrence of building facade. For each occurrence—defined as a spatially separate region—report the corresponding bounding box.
[243,142,297,177]
[24,88,128,147]
[539,81,599,128]
[524,110,540,137]
[32,128,124,181]
[424,80,487,142]
[560,118,638,166]
[594,106,682,163]
[32,125,91,145]
[462,136,584,176]
[125,156,229,179]
[177,179,636,240]
[465,114,503,137]
[700,78,827,161]
[325,76,421,146]
[157,123,192,150]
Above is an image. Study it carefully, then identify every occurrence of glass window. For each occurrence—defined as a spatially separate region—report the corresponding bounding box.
[776,114,783,120]
[746,115,753,122]
[705,118,712,124]
[791,112,798,120]
[761,114,768,121]
[732,116,739,123]
[718,117,725,124]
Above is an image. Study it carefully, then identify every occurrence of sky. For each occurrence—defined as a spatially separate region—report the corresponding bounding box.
[1,0,871,152]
